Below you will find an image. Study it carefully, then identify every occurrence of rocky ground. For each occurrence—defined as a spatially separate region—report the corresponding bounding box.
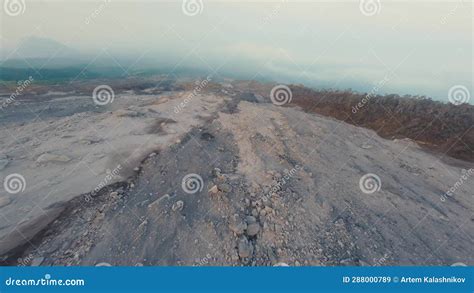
[0,78,472,266]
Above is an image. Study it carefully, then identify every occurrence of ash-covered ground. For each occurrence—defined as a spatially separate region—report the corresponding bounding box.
[0,78,472,266]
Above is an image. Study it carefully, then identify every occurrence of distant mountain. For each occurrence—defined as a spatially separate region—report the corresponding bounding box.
[15,36,79,59]
[0,37,88,69]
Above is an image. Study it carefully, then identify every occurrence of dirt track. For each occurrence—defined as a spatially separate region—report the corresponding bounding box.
[0,82,473,266]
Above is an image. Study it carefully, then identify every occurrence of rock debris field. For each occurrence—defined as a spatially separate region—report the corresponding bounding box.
[0,80,472,266]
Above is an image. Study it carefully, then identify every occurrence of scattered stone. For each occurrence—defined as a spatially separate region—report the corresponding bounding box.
[212,168,222,177]
[208,185,219,195]
[93,212,105,225]
[36,153,71,164]
[238,237,254,258]
[230,251,239,261]
[244,198,250,207]
[229,214,247,235]
[361,143,373,149]
[172,200,184,211]
[246,223,260,237]
[245,216,257,224]
[251,209,259,217]
[217,183,232,193]
[0,196,12,208]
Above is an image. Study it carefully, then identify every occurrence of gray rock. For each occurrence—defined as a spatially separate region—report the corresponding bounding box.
[212,168,222,177]
[251,209,259,217]
[245,216,257,224]
[229,215,247,235]
[172,200,184,211]
[238,237,253,258]
[218,183,232,193]
[208,185,219,195]
[246,223,260,236]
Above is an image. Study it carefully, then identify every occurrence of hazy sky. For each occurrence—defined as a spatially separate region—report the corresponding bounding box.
[1,0,472,103]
